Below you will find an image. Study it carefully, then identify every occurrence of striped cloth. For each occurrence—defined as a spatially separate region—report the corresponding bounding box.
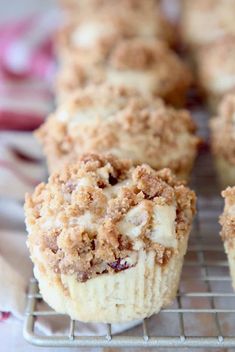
[0,12,58,322]
[0,12,59,200]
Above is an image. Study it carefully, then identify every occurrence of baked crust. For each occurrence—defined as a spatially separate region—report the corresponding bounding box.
[210,93,235,165]
[36,84,199,176]
[56,38,192,105]
[25,153,196,283]
[181,0,235,48]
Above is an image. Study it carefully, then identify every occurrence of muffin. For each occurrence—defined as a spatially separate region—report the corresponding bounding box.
[57,1,175,65]
[210,93,235,187]
[25,153,196,323]
[56,38,192,105]
[59,0,157,16]
[36,84,199,177]
[220,187,235,290]
[181,0,235,50]
[57,7,175,66]
[196,37,235,110]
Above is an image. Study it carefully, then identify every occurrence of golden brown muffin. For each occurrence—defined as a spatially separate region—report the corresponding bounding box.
[59,0,158,16]
[181,0,235,49]
[220,186,235,290]
[36,84,199,177]
[196,37,235,110]
[210,93,235,187]
[57,6,175,66]
[25,153,196,323]
[56,38,192,106]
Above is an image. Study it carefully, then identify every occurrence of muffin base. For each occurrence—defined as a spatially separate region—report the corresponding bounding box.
[224,241,235,291]
[204,91,235,113]
[206,94,223,113]
[34,236,189,323]
[214,156,235,188]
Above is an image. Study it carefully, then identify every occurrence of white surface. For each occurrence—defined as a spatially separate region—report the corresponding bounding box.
[0,0,57,23]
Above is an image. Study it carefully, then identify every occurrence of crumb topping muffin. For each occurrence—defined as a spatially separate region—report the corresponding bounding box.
[210,93,235,186]
[25,154,196,322]
[37,84,199,176]
[57,7,175,65]
[56,38,192,105]
[60,0,158,15]
[196,37,235,107]
[181,0,235,48]
[25,154,196,282]
[210,93,235,166]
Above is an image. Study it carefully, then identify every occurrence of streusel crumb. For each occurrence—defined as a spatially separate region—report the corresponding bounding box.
[36,84,199,176]
[56,38,192,105]
[25,154,196,283]
[57,4,175,65]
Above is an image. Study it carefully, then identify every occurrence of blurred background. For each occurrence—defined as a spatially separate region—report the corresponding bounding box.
[0,2,58,351]
[0,0,56,22]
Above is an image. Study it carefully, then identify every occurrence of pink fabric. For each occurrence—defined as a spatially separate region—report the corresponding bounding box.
[0,13,57,79]
[0,12,58,130]
[0,13,59,207]
[0,13,59,323]
[0,312,10,322]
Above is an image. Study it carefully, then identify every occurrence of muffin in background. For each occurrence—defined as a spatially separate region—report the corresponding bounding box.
[220,187,235,290]
[181,0,235,50]
[56,38,192,106]
[25,153,196,323]
[210,93,235,187]
[36,84,199,177]
[59,0,158,15]
[57,6,175,66]
[196,37,235,111]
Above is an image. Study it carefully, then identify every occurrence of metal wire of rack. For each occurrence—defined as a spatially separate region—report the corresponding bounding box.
[23,111,235,348]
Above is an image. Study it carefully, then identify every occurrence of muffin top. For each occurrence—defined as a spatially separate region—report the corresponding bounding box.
[56,38,192,103]
[196,37,235,95]
[181,0,235,47]
[25,153,196,283]
[210,93,235,164]
[60,0,158,16]
[58,7,175,65]
[37,84,198,174]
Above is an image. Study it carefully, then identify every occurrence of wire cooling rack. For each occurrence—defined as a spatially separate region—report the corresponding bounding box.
[23,110,235,348]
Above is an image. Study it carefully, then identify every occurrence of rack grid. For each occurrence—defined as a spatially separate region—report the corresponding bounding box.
[23,111,235,348]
